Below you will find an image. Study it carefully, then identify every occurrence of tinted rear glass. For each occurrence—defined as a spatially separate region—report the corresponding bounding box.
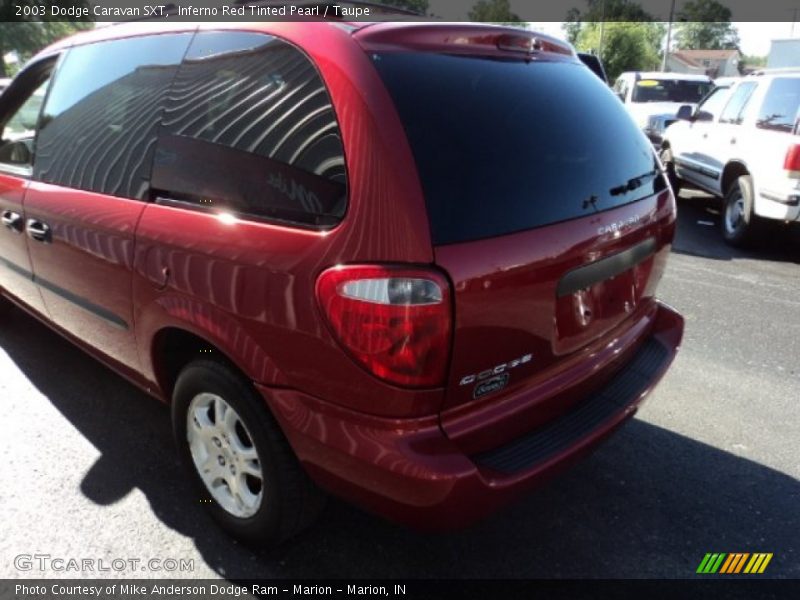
[373,54,664,245]
[632,79,712,103]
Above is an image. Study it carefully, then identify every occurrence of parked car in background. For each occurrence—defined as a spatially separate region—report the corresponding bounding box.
[646,80,736,150]
[713,76,741,88]
[661,69,800,246]
[0,78,11,94]
[577,52,608,84]
[0,22,684,546]
[614,72,714,145]
[644,112,682,150]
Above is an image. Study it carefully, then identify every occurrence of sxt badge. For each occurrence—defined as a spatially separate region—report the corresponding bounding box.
[473,374,510,399]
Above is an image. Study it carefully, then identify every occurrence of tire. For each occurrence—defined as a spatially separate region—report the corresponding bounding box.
[172,359,325,547]
[659,147,682,196]
[721,175,764,248]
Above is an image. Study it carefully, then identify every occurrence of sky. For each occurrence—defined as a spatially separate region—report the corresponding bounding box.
[527,21,795,56]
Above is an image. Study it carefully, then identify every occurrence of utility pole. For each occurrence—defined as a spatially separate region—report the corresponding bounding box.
[598,0,606,61]
[662,0,677,72]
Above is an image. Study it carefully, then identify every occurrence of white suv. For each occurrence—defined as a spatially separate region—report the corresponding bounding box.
[661,70,800,246]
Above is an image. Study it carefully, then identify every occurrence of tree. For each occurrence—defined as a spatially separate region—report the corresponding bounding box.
[563,0,654,44]
[573,22,664,81]
[468,0,524,24]
[674,0,740,50]
[562,0,663,82]
[0,2,93,77]
[738,54,767,74]
[380,0,429,15]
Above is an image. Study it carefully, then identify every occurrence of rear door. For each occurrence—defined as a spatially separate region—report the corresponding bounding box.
[707,81,759,193]
[671,84,732,190]
[0,58,54,315]
[24,33,193,371]
[371,46,675,431]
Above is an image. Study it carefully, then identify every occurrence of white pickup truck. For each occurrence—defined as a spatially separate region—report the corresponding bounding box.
[613,72,714,147]
[661,69,800,246]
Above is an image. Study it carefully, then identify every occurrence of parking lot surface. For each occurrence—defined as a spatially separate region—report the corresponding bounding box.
[1,191,798,579]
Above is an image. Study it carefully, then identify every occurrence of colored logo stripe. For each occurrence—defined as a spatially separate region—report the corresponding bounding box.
[697,553,726,573]
[720,553,749,573]
[697,552,773,574]
[744,553,773,574]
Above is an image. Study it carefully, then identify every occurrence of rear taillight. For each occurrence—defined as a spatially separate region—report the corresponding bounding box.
[784,144,800,176]
[316,265,452,388]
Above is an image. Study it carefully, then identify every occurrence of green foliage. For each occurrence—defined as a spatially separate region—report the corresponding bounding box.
[565,0,654,22]
[573,22,665,82]
[674,0,739,50]
[674,22,740,50]
[563,0,659,72]
[677,0,732,21]
[739,54,767,73]
[379,0,429,15]
[468,0,524,24]
[563,8,583,44]
[0,2,93,76]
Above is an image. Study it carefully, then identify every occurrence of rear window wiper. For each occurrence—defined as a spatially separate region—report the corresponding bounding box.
[609,169,658,197]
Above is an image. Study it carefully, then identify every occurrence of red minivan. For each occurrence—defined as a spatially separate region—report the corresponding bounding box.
[0,21,683,545]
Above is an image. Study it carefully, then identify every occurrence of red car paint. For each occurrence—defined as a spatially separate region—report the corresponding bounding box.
[0,21,684,529]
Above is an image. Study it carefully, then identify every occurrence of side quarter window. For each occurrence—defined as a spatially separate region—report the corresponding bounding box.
[151,31,347,229]
[32,33,193,200]
[756,78,800,133]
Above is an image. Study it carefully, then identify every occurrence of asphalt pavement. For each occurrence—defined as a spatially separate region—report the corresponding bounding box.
[1,190,798,579]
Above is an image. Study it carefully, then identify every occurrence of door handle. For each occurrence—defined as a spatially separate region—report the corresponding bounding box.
[26,219,51,243]
[702,133,708,139]
[730,138,737,144]
[1,210,23,233]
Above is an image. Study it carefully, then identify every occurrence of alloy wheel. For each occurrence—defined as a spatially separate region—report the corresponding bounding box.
[187,393,264,518]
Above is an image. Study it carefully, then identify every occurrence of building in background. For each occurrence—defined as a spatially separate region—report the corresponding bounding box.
[667,49,741,78]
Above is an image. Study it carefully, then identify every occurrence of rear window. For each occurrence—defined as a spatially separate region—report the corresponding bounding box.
[372,54,665,245]
[756,77,800,133]
[632,79,712,104]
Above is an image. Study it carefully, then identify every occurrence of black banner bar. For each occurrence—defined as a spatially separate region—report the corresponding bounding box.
[2,579,800,600]
[4,0,800,22]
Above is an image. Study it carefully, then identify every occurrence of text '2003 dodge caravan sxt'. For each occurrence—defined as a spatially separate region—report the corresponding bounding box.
[0,22,684,545]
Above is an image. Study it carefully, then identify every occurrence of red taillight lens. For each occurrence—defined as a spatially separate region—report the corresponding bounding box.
[316,265,452,388]
[784,144,800,174]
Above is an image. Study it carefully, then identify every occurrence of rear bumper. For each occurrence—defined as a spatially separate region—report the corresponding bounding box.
[258,302,684,529]
[756,186,800,221]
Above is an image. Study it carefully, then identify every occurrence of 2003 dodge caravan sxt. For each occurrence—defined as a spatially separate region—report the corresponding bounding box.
[0,21,684,545]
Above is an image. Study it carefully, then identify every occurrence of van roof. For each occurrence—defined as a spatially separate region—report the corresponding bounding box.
[34,21,575,63]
